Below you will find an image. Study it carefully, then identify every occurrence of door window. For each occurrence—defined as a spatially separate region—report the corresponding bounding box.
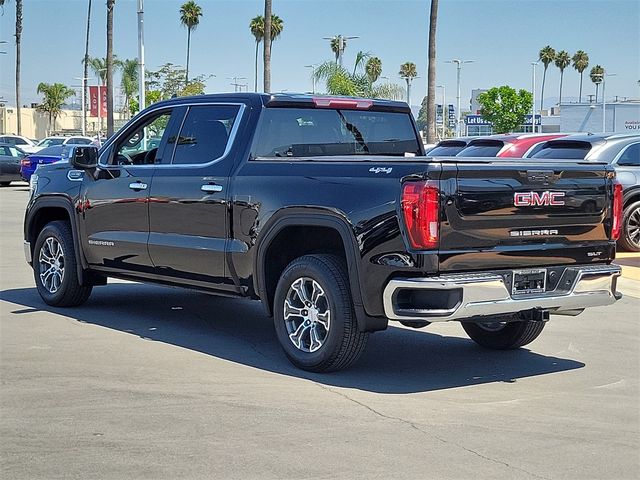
[170,105,241,165]
[112,110,176,166]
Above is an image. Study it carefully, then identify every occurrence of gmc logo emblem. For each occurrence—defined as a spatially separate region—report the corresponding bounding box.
[514,191,565,207]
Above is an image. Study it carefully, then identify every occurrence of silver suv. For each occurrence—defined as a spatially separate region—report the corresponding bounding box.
[532,133,640,251]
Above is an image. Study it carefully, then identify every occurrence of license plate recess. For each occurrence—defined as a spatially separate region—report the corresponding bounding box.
[511,269,547,295]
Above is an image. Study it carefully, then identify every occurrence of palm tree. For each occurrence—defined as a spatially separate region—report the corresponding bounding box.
[0,0,23,134]
[106,0,115,136]
[426,0,438,143]
[399,62,418,105]
[314,53,404,100]
[365,57,382,83]
[36,83,74,135]
[572,50,589,102]
[179,1,203,83]
[250,15,264,92]
[329,36,348,64]
[86,57,108,84]
[263,0,272,92]
[538,45,556,111]
[119,59,138,118]
[83,0,92,133]
[251,11,282,93]
[555,50,571,105]
[590,65,604,102]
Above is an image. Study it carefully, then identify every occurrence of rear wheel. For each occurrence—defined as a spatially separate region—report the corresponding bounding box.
[462,319,545,350]
[273,254,368,372]
[33,221,92,307]
[618,201,640,252]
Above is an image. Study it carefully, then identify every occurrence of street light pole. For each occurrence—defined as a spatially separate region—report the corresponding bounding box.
[437,84,446,139]
[74,77,90,135]
[137,0,145,114]
[598,71,617,133]
[447,59,474,137]
[305,64,318,94]
[531,62,538,133]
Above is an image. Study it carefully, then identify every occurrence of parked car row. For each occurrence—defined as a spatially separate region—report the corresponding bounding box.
[428,132,640,252]
[0,134,98,154]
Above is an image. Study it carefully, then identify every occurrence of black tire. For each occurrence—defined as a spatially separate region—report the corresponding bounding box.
[273,254,368,372]
[0,182,10,187]
[462,320,545,350]
[33,221,92,307]
[618,201,640,252]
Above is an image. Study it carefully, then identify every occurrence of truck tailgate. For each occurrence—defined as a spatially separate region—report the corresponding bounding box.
[438,159,615,271]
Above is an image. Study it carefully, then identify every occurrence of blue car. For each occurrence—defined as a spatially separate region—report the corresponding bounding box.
[20,144,84,181]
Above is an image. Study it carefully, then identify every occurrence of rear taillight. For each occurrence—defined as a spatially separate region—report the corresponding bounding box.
[401,181,439,250]
[611,182,623,240]
[21,158,30,167]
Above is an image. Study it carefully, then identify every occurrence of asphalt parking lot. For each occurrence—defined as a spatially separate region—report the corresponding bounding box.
[1,183,638,480]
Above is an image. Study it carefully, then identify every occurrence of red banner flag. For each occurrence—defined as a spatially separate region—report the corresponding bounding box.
[89,85,107,118]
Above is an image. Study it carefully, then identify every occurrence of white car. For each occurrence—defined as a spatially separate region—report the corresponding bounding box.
[34,136,97,151]
[0,135,40,153]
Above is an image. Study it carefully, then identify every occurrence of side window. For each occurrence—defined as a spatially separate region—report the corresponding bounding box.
[113,110,175,166]
[2,137,16,145]
[15,138,27,145]
[0,146,9,156]
[171,105,240,165]
[9,147,22,157]
[617,143,639,167]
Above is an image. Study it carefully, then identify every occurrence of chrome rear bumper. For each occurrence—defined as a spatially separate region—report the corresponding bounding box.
[383,264,621,322]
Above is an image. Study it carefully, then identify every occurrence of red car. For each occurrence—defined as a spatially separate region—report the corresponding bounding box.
[456,133,568,158]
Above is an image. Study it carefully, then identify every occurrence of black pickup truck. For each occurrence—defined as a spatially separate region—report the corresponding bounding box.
[24,93,622,372]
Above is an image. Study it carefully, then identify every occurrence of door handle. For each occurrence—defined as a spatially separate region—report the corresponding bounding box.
[201,184,223,193]
[129,181,148,190]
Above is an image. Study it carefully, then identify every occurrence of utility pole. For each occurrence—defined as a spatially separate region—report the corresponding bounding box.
[447,59,474,137]
[137,0,145,114]
[228,77,247,93]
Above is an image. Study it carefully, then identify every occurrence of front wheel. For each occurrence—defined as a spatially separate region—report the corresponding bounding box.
[462,320,545,350]
[618,201,640,252]
[273,255,368,372]
[33,221,92,307]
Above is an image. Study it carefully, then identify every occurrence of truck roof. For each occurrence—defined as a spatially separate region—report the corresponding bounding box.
[147,92,411,113]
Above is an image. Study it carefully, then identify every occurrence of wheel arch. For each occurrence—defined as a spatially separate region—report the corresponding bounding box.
[26,197,90,285]
[254,209,387,332]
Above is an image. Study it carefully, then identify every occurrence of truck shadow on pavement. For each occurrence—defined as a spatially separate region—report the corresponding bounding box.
[1,282,585,394]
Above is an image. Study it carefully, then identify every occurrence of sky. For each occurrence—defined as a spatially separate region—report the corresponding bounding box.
[1,0,639,109]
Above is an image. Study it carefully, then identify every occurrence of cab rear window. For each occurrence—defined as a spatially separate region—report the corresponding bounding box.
[531,141,592,160]
[252,107,421,159]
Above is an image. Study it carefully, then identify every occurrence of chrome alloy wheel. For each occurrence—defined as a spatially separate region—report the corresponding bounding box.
[627,207,640,249]
[283,277,331,353]
[38,237,65,294]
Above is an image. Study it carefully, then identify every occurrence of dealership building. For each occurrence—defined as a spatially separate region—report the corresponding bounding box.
[464,98,640,136]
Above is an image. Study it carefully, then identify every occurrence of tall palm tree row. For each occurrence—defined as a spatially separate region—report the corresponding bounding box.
[399,62,418,105]
[554,50,571,105]
[106,0,115,136]
[426,0,438,143]
[572,50,589,102]
[590,65,604,102]
[36,83,75,135]
[86,57,109,84]
[249,14,283,92]
[538,45,556,111]
[263,0,272,93]
[179,1,203,84]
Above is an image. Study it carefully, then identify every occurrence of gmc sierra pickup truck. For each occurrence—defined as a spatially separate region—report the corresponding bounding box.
[24,93,622,372]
